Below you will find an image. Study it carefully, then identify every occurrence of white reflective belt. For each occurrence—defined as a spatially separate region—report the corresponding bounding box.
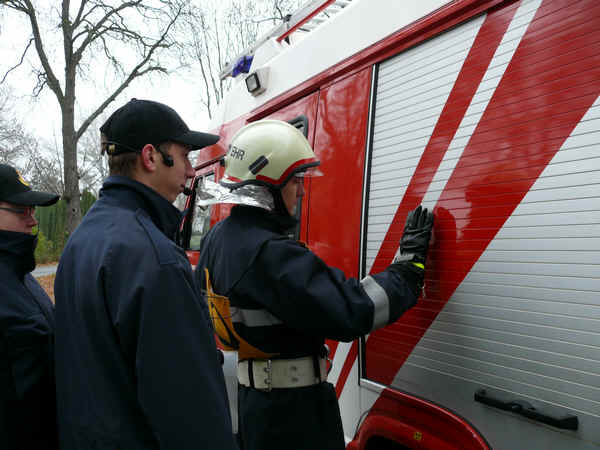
[238,357,327,391]
[360,275,389,331]
[230,307,283,327]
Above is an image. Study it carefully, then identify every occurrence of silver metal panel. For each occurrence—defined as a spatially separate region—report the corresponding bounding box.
[421,328,600,374]
[411,335,600,390]
[430,319,600,362]
[398,95,600,444]
[441,301,600,337]
[463,271,600,291]
[377,19,481,86]
[432,309,599,347]
[392,367,600,450]
[364,0,600,447]
[365,14,485,273]
[453,290,600,316]
[407,352,600,414]
[454,281,600,304]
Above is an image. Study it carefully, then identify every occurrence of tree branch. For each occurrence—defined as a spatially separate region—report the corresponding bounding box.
[75,2,184,140]
[77,63,162,141]
[15,0,65,102]
[0,2,62,100]
[1,38,33,84]
[73,1,143,60]
[71,0,88,28]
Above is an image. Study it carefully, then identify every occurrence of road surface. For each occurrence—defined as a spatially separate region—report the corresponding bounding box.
[32,264,58,277]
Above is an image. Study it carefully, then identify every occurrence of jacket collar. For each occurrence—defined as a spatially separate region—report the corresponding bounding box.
[0,230,37,277]
[100,176,183,241]
[231,205,298,235]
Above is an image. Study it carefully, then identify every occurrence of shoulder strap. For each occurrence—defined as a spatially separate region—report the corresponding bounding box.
[204,268,277,360]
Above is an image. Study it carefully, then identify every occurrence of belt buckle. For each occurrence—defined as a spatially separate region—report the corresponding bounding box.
[262,359,272,392]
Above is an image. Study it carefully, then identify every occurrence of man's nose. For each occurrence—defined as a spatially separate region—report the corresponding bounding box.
[185,159,195,177]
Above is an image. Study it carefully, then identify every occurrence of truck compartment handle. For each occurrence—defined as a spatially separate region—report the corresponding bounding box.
[474,389,578,430]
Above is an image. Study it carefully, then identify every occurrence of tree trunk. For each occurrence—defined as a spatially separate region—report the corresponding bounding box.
[62,97,81,236]
[62,11,81,238]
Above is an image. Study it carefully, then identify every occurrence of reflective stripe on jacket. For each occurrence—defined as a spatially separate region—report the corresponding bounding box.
[195,205,418,359]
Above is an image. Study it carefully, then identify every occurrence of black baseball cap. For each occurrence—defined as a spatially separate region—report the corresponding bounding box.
[100,98,219,155]
[0,164,59,206]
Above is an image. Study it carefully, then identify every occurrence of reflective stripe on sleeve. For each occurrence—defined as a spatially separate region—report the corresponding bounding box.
[360,276,389,331]
[230,307,283,327]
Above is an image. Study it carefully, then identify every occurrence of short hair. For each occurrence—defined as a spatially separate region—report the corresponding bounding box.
[108,152,139,177]
[106,142,173,177]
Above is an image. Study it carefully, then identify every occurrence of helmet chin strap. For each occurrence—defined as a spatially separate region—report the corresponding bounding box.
[265,189,299,235]
[270,187,291,218]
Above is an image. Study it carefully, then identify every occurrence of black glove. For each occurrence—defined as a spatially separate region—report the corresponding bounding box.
[387,205,434,297]
[396,205,434,267]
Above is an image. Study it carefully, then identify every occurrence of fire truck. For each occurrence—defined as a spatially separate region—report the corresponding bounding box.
[179,0,600,448]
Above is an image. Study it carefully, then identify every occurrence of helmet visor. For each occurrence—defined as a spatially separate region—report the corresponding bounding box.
[293,167,324,178]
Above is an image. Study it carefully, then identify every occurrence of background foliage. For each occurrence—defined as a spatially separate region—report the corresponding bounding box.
[34,189,96,263]
[1,0,306,261]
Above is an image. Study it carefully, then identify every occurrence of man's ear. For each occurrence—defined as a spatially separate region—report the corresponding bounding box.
[139,144,158,172]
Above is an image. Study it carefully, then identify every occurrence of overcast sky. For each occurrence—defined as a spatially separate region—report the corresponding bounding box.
[0,6,213,147]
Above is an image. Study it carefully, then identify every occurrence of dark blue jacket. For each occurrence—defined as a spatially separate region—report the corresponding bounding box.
[196,206,418,358]
[0,231,57,450]
[54,176,237,450]
[195,205,419,450]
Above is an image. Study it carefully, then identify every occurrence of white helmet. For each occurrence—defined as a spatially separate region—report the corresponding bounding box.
[220,119,320,189]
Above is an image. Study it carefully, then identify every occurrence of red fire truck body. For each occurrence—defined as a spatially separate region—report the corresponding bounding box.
[183,0,600,448]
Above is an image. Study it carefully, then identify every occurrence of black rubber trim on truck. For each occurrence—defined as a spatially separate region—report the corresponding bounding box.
[359,63,380,380]
[474,389,578,431]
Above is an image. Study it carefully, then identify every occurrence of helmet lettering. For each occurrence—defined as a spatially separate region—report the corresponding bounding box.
[229,145,246,160]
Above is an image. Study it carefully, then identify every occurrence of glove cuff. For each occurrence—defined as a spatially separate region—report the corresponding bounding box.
[387,261,424,298]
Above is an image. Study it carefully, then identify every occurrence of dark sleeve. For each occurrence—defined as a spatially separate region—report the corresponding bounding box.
[1,281,57,449]
[4,313,51,396]
[108,259,238,450]
[234,239,418,341]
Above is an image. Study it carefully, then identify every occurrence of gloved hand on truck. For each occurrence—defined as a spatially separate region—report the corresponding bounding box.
[387,205,434,295]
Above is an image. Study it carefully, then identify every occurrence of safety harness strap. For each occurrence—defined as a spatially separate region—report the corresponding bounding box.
[205,268,277,360]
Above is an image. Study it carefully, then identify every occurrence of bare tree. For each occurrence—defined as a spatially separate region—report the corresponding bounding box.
[186,0,305,119]
[0,0,193,234]
[77,123,108,196]
[0,113,32,168]
[0,87,100,197]
[27,144,64,196]
[0,88,38,174]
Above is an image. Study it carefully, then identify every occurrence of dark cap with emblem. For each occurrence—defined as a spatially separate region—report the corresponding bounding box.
[100,98,219,156]
[0,164,59,206]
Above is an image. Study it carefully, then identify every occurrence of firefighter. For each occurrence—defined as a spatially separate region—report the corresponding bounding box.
[195,119,434,450]
[0,164,59,450]
[54,99,239,449]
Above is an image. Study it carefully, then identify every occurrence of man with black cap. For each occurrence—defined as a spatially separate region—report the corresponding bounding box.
[54,99,238,449]
[0,164,59,450]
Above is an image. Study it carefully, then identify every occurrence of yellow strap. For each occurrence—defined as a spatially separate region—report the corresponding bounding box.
[412,262,425,270]
[204,268,277,360]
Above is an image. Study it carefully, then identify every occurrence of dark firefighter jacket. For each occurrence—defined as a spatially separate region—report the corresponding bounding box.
[0,231,58,450]
[195,205,419,450]
[54,176,238,450]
